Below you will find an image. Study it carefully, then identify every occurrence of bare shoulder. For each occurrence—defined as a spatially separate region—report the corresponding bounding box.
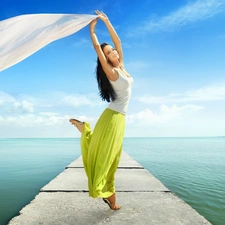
[105,67,119,81]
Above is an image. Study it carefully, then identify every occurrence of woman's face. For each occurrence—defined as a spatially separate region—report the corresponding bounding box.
[103,45,119,62]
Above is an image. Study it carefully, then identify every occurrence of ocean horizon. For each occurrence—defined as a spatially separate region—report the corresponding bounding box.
[0,137,224,225]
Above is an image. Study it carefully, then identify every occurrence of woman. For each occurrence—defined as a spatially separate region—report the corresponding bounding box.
[69,10,133,210]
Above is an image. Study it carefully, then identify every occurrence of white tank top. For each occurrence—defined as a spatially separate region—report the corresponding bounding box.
[107,70,133,114]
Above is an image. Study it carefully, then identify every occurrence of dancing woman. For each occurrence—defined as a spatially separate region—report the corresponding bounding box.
[69,10,133,210]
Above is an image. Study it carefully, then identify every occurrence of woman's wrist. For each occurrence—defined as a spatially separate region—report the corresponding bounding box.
[104,18,110,24]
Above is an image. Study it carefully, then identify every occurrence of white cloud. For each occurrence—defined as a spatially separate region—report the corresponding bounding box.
[3,113,68,127]
[61,94,93,107]
[138,83,225,104]
[131,0,225,34]
[35,91,101,108]
[127,104,203,125]
[0,91,35,113]
[13,100,34,113]
[1,104,202,135]
[0,91,15,106]
[0,110,99,128]
[0,91,102,116]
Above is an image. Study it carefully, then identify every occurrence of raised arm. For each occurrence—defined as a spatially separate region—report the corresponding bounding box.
[89,16,118,81]
[96,10,123,65]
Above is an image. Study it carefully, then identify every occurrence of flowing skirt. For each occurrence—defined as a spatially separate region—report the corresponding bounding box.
[81,108,125,199]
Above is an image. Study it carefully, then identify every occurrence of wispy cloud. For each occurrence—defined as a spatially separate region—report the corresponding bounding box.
[0,91,15,105]
[13,100,34,113]
[130,0,225,35]
[0,91,102,116]
[0,91,35,113]
[0,103,202,131]
[61,94,93,107]
[2,113,68,127]
[137,83,225,104]
[127,104,203,125]
[0,112,99,128]
[126,61,150,71]
[73,38,91,47]
[59,94,102,107]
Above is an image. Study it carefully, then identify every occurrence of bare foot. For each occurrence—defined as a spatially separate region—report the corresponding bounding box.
[69,119,84,133]
[103,193,121,210]
[111,203,121,210]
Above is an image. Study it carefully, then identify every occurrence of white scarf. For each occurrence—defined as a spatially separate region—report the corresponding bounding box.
[0,14,97,72]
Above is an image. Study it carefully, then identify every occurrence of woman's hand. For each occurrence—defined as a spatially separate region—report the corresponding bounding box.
[95,10,109,23]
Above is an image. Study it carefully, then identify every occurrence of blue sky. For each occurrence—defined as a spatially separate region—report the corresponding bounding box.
[0,0,225,138]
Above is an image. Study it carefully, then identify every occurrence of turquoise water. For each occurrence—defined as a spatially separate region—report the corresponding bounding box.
[124,137,225,225]
[0,138,81,225]
[0,138,224,225]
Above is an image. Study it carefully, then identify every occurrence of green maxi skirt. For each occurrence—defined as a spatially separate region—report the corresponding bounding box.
[81,108,125,199]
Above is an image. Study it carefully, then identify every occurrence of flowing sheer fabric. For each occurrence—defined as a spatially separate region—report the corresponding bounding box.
[0,14,97,72]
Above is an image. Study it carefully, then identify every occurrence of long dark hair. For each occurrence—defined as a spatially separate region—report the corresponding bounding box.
[96,43,117,102]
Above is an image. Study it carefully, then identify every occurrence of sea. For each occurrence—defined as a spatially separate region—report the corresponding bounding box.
[0,137,224,225]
